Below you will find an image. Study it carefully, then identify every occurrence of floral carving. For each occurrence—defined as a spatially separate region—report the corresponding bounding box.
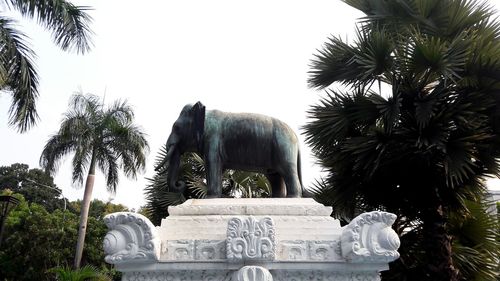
[341,211,400,263]
[103,212,160,264]
[227,216,275,261]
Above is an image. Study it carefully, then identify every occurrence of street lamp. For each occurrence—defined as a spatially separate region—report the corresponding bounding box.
[22,178,70,230]
[0,195,20,248]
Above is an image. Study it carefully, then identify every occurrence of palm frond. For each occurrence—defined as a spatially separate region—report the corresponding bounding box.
[406,31,470,86]
[105,123,149,178]
[308,35,363,89]
[105,99,134,124]
[6,0,93,54]
[93,146,117,193]
[354,27,393,80]
[0,16,39,132]
[48,264,109,281]
[69,92,100,118]
[442,0,494,38]
[449,200,500,280]
[59,114,91,139]
[39,134,76,175]
[187,176,207,198]
[71,145,90,185]
[342,0,496,39]
[303,88,381,159]
[225,170,270,198]
[309,177,365,221]
[144,173,186,225]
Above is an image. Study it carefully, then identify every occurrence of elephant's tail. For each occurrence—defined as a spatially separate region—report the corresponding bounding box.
[298,149,312,198]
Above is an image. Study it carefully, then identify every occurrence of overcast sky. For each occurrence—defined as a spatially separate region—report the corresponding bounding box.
[0,1,498,210]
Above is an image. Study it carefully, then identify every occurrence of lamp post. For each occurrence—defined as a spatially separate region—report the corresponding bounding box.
[0,195,20,248]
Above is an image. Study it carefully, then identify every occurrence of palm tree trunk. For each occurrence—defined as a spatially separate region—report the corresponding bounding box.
[423,204,459,281]
[74,156,96,269]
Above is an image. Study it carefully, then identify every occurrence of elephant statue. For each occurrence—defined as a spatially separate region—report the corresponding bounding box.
[157,102,306,198]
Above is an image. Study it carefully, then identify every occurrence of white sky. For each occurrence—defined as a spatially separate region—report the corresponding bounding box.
[0,0,498,210]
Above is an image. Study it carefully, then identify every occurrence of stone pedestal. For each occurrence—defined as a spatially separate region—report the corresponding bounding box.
[103,198,400,281]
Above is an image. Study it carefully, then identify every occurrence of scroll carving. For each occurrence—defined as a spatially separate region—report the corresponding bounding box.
[103,212,160,264]
[341,211,400,263]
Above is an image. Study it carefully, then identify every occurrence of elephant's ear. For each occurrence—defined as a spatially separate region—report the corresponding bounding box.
[192,101,205,151]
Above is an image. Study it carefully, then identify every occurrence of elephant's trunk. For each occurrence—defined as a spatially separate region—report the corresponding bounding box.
[155,133,177,171]
[166,147,186,193]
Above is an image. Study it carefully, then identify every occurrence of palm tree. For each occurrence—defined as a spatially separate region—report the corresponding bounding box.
[304,0,499,280]
[1,0,93,132]
[40,93,148,268]
[374,199,499,281]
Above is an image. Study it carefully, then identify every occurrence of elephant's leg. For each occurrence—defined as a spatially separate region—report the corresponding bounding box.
[282,165,301,198]
[205,150,223,198]
[266,173,286,198]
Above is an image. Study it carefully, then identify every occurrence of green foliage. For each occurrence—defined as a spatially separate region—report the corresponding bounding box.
[48,265,110,281]
[305,0,500,280]
[449,201,499,281]
[0,193,122,281]
[70,199,129,220]
[144,145,270,225]
[0,0,93,132]
[0,195,75,280]
[381,200,500,281]
[0,163,64,211]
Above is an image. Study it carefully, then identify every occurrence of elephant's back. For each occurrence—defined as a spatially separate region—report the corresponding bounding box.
[210,111,297,142]
[205,110,299,169]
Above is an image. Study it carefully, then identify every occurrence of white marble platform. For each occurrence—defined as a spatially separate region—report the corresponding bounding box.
[103,198,400,281]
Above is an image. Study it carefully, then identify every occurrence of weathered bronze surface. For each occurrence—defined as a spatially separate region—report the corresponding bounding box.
[158,102,304,198]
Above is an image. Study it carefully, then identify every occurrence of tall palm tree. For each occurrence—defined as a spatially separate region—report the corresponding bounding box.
[304,0,499,280]
[1,0,93,132]
[40,93,148,268]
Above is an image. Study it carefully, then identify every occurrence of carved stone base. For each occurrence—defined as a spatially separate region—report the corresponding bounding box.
[122,269,380,281]
[104,199,399,281]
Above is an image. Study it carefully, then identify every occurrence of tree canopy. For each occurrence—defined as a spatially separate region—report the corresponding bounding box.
[0,191,123,280]
[0,163,64,211]
[304,0,500,280]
